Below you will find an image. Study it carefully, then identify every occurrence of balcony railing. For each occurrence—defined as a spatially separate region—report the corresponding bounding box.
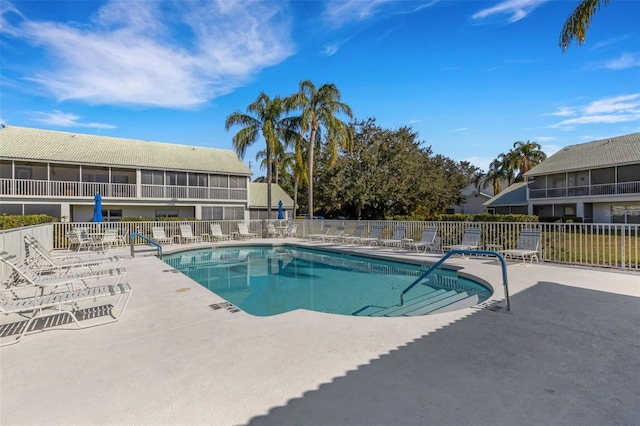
[529,181,640,199]
[0,178,246,201]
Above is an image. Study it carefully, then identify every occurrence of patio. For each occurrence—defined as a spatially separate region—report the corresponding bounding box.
[1,240,638,425]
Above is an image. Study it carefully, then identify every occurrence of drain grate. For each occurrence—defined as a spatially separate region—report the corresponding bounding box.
[476,300,506,312]
[209,302,241,313]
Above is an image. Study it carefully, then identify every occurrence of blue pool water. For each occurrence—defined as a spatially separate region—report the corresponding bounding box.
[163,246,492,317]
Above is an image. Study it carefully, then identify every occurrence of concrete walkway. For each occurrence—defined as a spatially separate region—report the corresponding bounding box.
[1,239,638,425]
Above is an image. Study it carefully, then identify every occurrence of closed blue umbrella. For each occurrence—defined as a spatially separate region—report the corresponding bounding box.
[93,192,103,222]
[277,200,284,220]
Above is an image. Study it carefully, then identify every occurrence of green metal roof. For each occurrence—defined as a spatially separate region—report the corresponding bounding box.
[483,182,528,207]
[249,182,294,209]
[525,133,640,176]
[0,125,252,175]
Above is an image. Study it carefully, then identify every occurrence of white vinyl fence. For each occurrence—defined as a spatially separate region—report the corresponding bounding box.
[2,220,638,272]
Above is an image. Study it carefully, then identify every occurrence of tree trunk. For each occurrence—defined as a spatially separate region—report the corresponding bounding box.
[293,177,299,219]
[307,128,317,219]
[266,149,272,220]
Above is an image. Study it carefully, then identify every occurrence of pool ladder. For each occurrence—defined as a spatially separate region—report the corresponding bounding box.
[400,250,510,312]
[129,232,163,259]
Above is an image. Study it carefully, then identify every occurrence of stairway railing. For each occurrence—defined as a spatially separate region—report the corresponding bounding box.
[129,232,163,259]
[401,250,510,312]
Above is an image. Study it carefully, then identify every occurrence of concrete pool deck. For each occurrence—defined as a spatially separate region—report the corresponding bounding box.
[1,239,639,425]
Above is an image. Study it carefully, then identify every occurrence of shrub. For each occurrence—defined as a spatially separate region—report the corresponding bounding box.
[538,216,583,223]
[0,214,58,230]
[431,213,538,222]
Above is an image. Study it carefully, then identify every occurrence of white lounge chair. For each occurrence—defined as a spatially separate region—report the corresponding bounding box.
[405,227,440,253]
[237,223,258,239]
[443,227,482,255]
[308,223,332,241]
[1,250,126,294]
[499,229,541,266]
[0,251,131,347]
[210,224,232,241]
[379,225,407,248]
[322,225,346,243]
[342,225,366,245]
[179,224,202,244]
[152,227,173,245]
[23,235,123,274]
[357,225,384,246]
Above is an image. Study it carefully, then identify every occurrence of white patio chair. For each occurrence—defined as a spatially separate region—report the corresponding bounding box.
[283,224,298,238]
[67,228,94,251]
[237,223,258,239]
[405,227,440,253]
[210,224,232,241]
[23,235,123,274]
[152,227,173,245]
[267,223,281,238]
[322,225,346,243]
[1,250,126,294]
[0,251,131,347]
[308,223,332,241]
[179,224,202,244]
[378,225,407,248]
[499,229,542,266]
[357,225,384,246]
[341,225,366,245]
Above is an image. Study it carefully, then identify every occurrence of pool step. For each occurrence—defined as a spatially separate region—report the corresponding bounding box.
[368,288,449,317]
[428,293,481,315]
[402,291,472,316]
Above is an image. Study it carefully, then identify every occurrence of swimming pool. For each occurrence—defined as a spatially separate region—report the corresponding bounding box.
[163,245,492,317]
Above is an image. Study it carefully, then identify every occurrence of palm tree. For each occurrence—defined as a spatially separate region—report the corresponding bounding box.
[484,159,504,195]
[560,0,611,52]
[286,80,353,218]
[498,151,519,186]
[225,92,286,219]
[512,140,547,179]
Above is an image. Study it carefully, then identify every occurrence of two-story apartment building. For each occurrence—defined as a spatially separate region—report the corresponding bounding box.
[484,133,640,223]
[0,125,292,222]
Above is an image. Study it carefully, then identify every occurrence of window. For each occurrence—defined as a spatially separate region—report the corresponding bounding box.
[166,171,187,186]
[202,206,223,220]
[15,167,32,180]
[224,207,244,220]
[155,209,179,219]
[211,175,228,188]
[142,170,164,185]
[82,173,109,183]
[229,176,246,189]
[102,209,122,222]
[189,173,208,187]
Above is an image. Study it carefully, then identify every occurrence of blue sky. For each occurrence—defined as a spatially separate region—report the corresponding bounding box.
[1,0,639,176]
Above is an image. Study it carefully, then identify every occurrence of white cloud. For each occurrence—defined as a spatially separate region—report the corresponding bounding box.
[584,94,640,114]
[6,0,294,108]
[600,53,640,70]
[322,0,438,28]
[548,94,640,129]
[546,107,577,117]
[409,119,424,124]
[472,0,548,23]
[533,136,555,143]
[452,127,468,132]
[32,110,116,129]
